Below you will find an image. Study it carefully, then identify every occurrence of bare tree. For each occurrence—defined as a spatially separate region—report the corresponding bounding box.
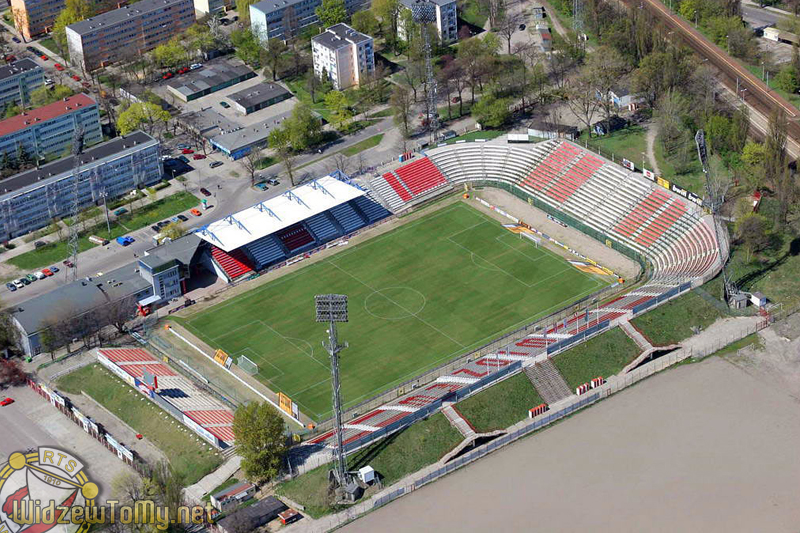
[585,46,628,132]
[565,74,600,136]
[391,84,414,147]
[331,153,350,175]
[241,150,261,186]
[495,10,524,54]
[102,296,138,335]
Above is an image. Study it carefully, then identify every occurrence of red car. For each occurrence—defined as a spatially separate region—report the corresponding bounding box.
[192,153,206,160]
[40,54,48,61]
[63,259,74,268]
[54,63,64,71]
[82,82,91,89]
[72,74,80,81]
[42,268,53,277]
[0,398,14,407]
[4,55,15,62]
[182,148,194,154]
[162,72,173,79]
[177,67,189,74]
[190,208,202,216]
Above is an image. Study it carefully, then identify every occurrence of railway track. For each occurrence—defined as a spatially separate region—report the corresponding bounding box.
[624,0,800,148]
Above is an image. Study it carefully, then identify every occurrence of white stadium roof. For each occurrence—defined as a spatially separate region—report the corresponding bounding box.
[194,175,366,252]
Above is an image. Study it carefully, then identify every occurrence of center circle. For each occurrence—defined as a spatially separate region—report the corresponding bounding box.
[364,287,427,320]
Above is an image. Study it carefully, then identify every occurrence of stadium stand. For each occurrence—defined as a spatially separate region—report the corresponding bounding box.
[305,212,340,243]
[277,223,315,252]
[393,157,448,195]
[329,202,366,233]
[307,139,727,453]
[352,196,390,223]
[245,235,287,270]
[210,246,255,281]
[382,171,413,201]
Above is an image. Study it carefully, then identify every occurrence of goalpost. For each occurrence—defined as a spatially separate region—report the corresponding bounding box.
[238,355,259,376]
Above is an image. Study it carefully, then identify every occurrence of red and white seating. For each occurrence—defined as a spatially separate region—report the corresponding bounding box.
[211,245,254,281]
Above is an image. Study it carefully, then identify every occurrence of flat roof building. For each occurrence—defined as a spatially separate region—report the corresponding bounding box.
[208,110,292,160]
[0,59,44,109]
[0,93,102,162]
[10,0,126,41]
[166,60,256,102]
[214,497,287,533]
[250,0,367,42]
[0,131,161,243]
[312,24,374,90]
[398,0,457,43]
[227,82,292,115]
[66,0,196,72]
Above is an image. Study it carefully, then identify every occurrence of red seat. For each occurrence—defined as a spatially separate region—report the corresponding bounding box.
[211,246,254,279]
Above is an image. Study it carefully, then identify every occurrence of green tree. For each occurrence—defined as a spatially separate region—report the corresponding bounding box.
[29,85,73,107]
[236,0,260,24]
[315,0,347,28]
[324,90,353,129]
[230,29,261,66]
[704,114,732,154]
[152,38,186,70]
[52,0,94,59]
[679,0,698,21]
[186,24,217,54]
[160,222,185,241]
[286,103,322,150]
[232,402,288,482]
[351,10,379,36]
[116,102,171,136]
[391,83,413,144]
[741,140,766,168]
[260,38,288,81]
[735,213,771,262]
[774,65,799,94]
[372,0,400,50]
[472,94,510,127]
[268,127,298,185]
[4,103,21,118]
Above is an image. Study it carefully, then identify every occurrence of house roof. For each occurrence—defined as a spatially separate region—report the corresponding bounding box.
[67,0,190,34]
[227,82,292,110]
[166,60,255,99]
[0,94,96,138]
[217,497,286,532]
[0,131,156,200]
[312,24,372,50]
[213,481,254,502]
[251,0,303,15]
[0,59,41,81]
[209,110,293,155]
[140,233,202,270]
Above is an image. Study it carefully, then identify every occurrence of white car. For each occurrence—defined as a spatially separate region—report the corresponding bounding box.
[190,63,202,70]
[12,279,24,289]
[34,271,46,280]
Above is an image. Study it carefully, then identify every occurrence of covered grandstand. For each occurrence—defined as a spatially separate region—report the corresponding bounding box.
[193,173,390,282]
[306,138,727,451]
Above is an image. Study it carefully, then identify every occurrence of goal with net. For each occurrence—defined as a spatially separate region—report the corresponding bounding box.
[238,355,259,375]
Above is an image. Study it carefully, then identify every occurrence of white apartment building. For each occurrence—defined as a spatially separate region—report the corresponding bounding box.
[399,0,458,44]
[311,23,374,90]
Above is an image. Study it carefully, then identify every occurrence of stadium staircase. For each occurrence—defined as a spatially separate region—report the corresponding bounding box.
[523,359,572,403]
[442,404,476,440]
[329,202,366,234]
[210,246,254,281]
[277,223,316,252]
[244,235,286,270]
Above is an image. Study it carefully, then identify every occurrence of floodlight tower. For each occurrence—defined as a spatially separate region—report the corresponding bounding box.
[315,294,350,490]
[67,127,85,283]
[695,130,734,304]
[412,1,439,143]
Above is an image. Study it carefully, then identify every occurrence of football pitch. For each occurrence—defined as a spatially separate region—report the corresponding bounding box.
[180,202,610,420]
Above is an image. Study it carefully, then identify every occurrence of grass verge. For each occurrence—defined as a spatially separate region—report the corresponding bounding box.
[456,372,542,432]
[552,327,641,390]
[7,191,198,271]
[631,290,724,346]
[341,134,383,156]
[443,129,505,144]
[278,413,461,518]
[55,364,222,484]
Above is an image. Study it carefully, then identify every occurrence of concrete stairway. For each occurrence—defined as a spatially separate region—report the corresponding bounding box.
[442,404,476,440]
[523,359,572,403]
[619,319,654,351]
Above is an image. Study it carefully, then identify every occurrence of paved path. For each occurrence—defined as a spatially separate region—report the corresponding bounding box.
[619,318,653,351]
[184,454,241,504]
[645,122,661,175]
[441,404,476,440]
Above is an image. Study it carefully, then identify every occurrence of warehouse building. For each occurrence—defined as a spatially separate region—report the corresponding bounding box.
[166,60,256,102]
[227,82,292,115]
[0,131,161,242]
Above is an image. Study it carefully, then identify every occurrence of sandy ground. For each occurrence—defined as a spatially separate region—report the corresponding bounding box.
[342,356,800,533]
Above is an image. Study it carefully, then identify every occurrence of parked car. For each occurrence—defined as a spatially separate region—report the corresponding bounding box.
[170,216,180,223]
[115,236,135,246]
[12,279,24,289]
[519,23,526,30]
[178,155,190,163]
[71,74,80,81]
[219,101,230,109]
[4,55,16,62]
[451,96,460,103]
[177,67,189,74]
[50,265,59,273]
[182,148,194,154]
[25,274,37,282]
[176,143,190,149]
[12,37,21,43]
[82,82,91,89]
[19,277,30,285]
[0,398,14,407]
[34,271,46,280]
[40,54,48,60]
[34,240,46,249]
[177,214,188,222]
[54,63,64,71]
[44,78,53,86]
[63,259,74,268]
[150,225,160,232]
[255,182,268,191]
[190,208,202,216]
[6,282,16,292]
[157,220,170,228]
[200,187,211,196]
[190,63,202,70]
[193,153,206,160]
[439,130,457,141]
[267,177,279,186]
[210,161,223,168]
[113,208,128,216]
[42,268,53,277]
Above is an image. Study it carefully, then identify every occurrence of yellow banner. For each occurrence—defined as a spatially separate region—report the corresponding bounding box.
[656,177,670,189]
[278,393,293,416]
[213,349,229,367]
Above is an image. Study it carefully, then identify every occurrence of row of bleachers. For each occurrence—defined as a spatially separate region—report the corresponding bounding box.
[543,153,605,203]
[370,175,407,211]
[277,223,315,252]
[352,196,391,223]
[329,202,366,233]
[394,157,447,195]
[244,235,286,270]
[210,245,254,280]
[305,212,340,243]
[382,171,412,201]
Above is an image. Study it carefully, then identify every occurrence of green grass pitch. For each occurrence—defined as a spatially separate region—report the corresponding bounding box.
[180,202,610,420]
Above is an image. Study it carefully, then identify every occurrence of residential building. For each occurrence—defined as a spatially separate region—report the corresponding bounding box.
[10,0,127,41]
[250,0,368,42]
[210,482,256,512]
[227,82,292,114]
[311,23,374,90]
[166,59,256,102]
[192,0,230,16]
[0,93,102,162]
[65,0,196,72]
[398,0,457,44]
[0,131,160,243]
[0,59,44,109]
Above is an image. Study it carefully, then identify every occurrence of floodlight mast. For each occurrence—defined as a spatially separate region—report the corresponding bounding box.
[315,294,349,488]
[412,1,439,143]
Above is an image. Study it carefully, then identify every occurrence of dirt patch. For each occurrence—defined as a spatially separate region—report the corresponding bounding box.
[343,356,800,532]
[474,188,641,279]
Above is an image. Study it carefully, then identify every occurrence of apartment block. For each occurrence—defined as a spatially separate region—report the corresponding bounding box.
[312,24,374,90]
[0,59,44,109]
[250,0,368,42]
[0,131,160,243]
[10,0,127,42]
[0,93,102,161]
[399,0,458,44]
[65,0,195,72]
